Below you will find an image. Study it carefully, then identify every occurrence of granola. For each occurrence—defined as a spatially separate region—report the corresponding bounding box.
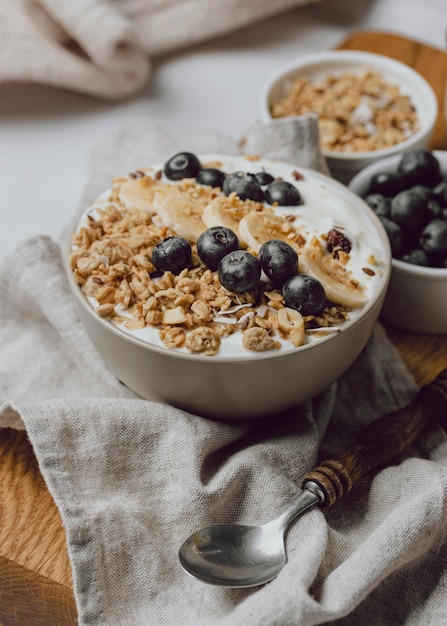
[270,70,420,153]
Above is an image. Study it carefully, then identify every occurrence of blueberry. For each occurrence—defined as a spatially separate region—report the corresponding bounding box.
[218,250,261,293]
[195,168,226,188]
[164,152,201,181]
[426,199,443,221]
[420,219,447,257]
[222,172,264,202]
[432,181,447,208]
[379,217,404,257]
[398,149,441,187]
[400,248,430,266]
[367,171,405,196]
[258,239,298,286]
[255,171,275,186]
[151,236,192,274]
[390,188,428,233]
[282,274,326,317]
[410,185,433,199]
[363,193,391,218]
[264,180,302,206]
[196,226,239,271]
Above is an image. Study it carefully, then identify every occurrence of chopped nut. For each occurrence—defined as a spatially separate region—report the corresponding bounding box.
[162,306,187,325]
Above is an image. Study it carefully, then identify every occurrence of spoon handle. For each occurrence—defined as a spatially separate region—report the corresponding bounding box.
[301,368,447,508]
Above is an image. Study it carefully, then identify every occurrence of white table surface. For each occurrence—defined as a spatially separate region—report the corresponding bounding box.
[1,0,446,262]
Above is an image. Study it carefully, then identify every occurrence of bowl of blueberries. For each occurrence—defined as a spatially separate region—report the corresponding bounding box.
[349,149,447,333]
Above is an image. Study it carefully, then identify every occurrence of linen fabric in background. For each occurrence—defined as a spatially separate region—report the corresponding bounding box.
[1,120,447,625]
[0,0,321,99]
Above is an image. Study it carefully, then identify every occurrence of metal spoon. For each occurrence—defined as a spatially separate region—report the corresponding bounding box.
[179,369,447,587]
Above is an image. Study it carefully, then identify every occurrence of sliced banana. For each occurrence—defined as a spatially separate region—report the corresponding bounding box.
[153,189,207,242]
[299,237,367,309]
[202,196,246,243]
[118,176,165,214]
[238,211,299,253]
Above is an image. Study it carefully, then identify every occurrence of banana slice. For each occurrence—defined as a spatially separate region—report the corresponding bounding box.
[299,237,367,309]
[118,176,165,214]
[238,211,299,253]
[153,189,207,242]
[202,196,247,243]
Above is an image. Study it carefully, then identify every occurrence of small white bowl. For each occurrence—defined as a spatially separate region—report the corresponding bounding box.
[349,151,447,334]
[260,50,438,183]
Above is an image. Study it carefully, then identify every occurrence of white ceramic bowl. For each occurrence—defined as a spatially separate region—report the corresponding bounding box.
[260,50,438,184]
[349,151,447,334]
[66,154,391,421]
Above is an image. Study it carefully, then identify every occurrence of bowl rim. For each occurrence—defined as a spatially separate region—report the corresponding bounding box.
[349,149,447,277]
[259,49,438,161]
[65,156,392,365]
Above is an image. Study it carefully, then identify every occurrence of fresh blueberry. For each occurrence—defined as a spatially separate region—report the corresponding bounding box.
[367,171,405,196]
[390,188,428,233]
[282,274,326,317]
[379,217,404,257]
[164,152,201,181]
[432,181,447,208]
[255,171,275,186]
[420,219,447,257]
[363,194,391,218]
[398,149,442,187]
[264,180,302,206]
[151,236,192,274]
[218,250,261,293]
[222,172,264,202]
[195,168,226,188]
[196,226,239,271]
[410,185,433,199]
[258,239,298,286]
[400,248,430,266]
[426,199,443,221]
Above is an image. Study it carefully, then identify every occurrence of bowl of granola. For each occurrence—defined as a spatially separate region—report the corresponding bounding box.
[260,50,438,184]
[349,149,447,333]
[67,151,391,420]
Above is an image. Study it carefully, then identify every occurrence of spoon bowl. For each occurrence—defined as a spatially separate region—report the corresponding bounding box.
[179,523,286,587]
[179,487,322,587]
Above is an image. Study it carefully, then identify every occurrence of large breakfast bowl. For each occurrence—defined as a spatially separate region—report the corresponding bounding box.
[66,152,391,421]
[260,50,438,184]
[349,150,447,334]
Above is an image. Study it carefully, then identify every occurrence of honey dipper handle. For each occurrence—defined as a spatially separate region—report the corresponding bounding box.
[302,368,447,508]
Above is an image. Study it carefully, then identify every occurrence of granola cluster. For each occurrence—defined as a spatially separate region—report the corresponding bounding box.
[70,175,349,356]
[270,70,420,153]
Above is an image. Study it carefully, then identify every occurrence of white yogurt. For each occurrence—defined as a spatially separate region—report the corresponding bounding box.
[74,154,388,357]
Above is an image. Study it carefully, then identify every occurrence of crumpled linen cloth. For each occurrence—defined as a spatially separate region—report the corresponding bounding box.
[0,0,320,99]
[1,119,447,626]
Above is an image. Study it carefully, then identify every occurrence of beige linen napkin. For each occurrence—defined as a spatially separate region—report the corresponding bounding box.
[1,120,447,626]
[0,0,321,99]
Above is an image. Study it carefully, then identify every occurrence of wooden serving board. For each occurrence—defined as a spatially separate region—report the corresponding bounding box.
[1,30,447,625]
